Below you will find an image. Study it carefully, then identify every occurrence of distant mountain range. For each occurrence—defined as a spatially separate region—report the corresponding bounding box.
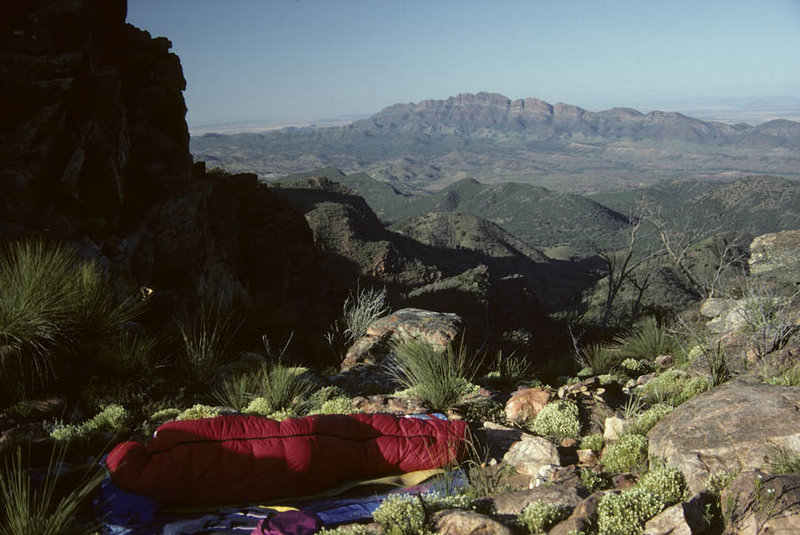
[191,92,800,193]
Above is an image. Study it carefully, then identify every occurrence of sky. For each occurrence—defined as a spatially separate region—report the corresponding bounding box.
[127,0,800,129]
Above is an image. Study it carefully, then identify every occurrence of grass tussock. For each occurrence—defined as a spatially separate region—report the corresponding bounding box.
[612,316,679,362]
[386,339,480,412]
[0,446,104,535]
[0,238,143,403]
[175,302,238,391]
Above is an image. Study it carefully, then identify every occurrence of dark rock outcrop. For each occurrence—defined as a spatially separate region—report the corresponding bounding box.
[0,1,318,334]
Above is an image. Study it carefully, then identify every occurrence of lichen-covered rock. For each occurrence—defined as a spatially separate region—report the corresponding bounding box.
[502,434,560,477]
[603,416,634,441]
[341,308,463,370]
[549,492,605,535]
[431,509,514,535]
[648,381,800,492]
[505,387,552,424]
[749,230,800,280]
[476,482,588,517]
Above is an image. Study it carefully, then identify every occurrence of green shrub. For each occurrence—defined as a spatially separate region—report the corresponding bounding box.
[461,399,506,424]
[386,340,479,412]
[147,408,182,431]
[580,433,605,453]
[483,351,531,388]
[639,370,709,407]
[638,467,686,506]
[763,362,800,386]
[597,488,665,535]
[96,330,160,377]
[601,434,648,473]
[517,500,570,533]
[51,404,130,441]
[612,317,678,362]
[372,493,473,535]
[308,397,358,415]
[0,446,104,535]
[630,403,674,435]
[531,400,580,441]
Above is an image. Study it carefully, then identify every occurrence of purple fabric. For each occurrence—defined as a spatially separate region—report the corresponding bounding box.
[253,511,322,535]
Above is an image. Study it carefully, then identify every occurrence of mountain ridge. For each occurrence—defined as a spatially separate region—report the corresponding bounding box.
[191,92,800,192]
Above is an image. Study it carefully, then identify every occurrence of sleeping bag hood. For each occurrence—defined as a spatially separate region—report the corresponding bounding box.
[106,413,468,505]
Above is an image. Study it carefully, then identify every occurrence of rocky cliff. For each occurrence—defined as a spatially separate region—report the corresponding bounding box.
[0,0,318,326]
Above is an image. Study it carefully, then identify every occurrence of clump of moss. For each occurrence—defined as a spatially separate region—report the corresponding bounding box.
[580,433,604,453]
[601,434,648,473]
[629,403,674,435]
[51,404,130,441]
[638,466,686,506]
[530,400,580,441]
[620,358,650,377]
[580,468,611,493]
[597,488,665,535]
[372,493,474,535]
[639,370,709,407]
[175,404,221,421]
[517,501,570,533]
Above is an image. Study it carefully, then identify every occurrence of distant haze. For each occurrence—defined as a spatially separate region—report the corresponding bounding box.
[127,0,800,129]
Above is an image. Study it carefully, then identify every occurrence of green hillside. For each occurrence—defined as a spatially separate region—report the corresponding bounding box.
[592,175,800,239]
[379,178,631,254]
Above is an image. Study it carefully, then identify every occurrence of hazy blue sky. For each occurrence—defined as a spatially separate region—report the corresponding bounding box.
[127,0,800,127]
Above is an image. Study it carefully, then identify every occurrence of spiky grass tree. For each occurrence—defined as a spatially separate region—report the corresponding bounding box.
[0,238,143,402]
[612,316,678,362]
[256,363,313,413]
[175,302,238,392]
[0,239,76,396]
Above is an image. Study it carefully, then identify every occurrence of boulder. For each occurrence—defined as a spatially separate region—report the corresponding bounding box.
[648,381,800,492]
[350,394,428,415]
[603,416,634,441]
[502,434,560,477]
[474,422,525,463]
[749,230,800,280]
[342,308,463,370]
[655,354,675,368]
[549,492,605,535]
[721,470,800,534]
[504,387,552,424]
[476,482,589,518]
[366,308,463,347]
[431,509,514,535]
[643,492,711,535]
[477,482,588,517]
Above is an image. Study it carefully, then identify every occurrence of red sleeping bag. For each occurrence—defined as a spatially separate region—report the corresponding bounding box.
[106,413,468,504]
